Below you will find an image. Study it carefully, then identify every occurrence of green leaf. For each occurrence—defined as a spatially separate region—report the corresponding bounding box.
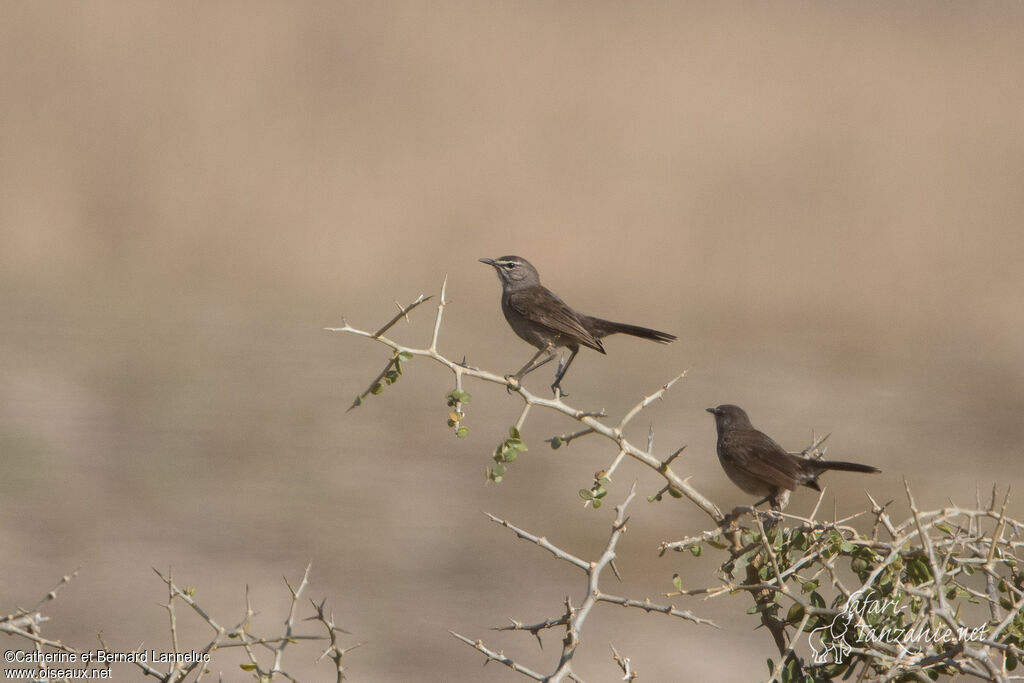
[456,426,469,439]
[907,557,932,585]
[550,436,562,449]
[672,573,683,591]
[592,499,602,509]
[509,426,521,440]
[689,544,702,557]
[801,580,819,593]
[579,489,594,500]
[240,663,257,671]
[732,547,758,575]
[398,350,413,361]
[667,486,682,499]
[593,487,607,499]
[370,383,384,395]
[787,603,805,624]
[445,389,472,406]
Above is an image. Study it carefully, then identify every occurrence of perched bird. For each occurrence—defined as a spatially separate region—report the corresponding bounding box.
[707,404,880,511]
[479,255,676,395]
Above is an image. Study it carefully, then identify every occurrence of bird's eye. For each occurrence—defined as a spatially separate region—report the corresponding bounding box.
[503,262,516,270]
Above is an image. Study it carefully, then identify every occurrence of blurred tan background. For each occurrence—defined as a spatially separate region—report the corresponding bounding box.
[2,2,1023,680]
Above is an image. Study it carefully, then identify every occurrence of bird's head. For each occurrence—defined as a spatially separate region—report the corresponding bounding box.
[706,404,753,431]
[478,255,541,288]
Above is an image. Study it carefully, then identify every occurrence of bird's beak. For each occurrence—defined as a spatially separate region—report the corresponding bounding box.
[478,258,496,266]
[705,407,716,414]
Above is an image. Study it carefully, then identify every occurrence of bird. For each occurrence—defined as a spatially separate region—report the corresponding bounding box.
[479,255,676,395]
[706,404,880,511]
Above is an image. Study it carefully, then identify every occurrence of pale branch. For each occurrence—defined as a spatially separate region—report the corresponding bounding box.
[492,614,570,645]
[375,294,433,338]
[331,281,1024,681]
[327,282,723,523]
[347,354,402,412]
[546,427,595,448]
[2,567,358,682]
[308,598,363,683]
[796,431,831,457]
[484,512,590,572]
[593,594,715,627]
[661,484,1024,682]
[456,484,716,681]
[429,275,448,352]
[610,643,638,681]
[269,563,312,678]
[0,569,82,656]
[449,631,548,681]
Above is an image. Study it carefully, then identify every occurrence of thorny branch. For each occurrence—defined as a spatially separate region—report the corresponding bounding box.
[661,484,1024,682]
[326,280,722,523]
[451,484,716,682]
[332,281,1024,681]
[2,566,361,682]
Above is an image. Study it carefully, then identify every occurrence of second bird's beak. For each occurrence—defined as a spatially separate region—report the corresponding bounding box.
[706,407,716,414]
[478,257,496,266]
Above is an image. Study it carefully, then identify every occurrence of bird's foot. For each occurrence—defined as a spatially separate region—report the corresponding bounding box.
[760,506,782,532]
[551,382,569,398]
[504,374,522,394]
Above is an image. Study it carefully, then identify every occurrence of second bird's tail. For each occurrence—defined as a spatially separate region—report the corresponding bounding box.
[817,460,881,475]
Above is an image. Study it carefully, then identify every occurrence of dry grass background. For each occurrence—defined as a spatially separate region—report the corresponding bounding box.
[1,2,1023,680]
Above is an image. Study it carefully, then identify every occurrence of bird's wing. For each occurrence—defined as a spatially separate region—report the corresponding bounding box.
[509,288,605,353]
[722,429,800,491]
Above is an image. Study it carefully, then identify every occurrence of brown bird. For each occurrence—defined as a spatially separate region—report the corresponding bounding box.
[479,255,676,395]
[707,404,880,511]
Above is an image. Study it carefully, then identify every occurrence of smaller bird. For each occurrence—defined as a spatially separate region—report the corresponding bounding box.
[707,404,880,511]
[479,255,676,395]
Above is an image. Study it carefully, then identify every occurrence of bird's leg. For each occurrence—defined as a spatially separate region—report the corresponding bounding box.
[764,490,788,530]
[550,347,579,397]
[505,344,557,392]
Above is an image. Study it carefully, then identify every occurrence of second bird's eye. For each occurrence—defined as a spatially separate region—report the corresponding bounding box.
[504,263,516,270]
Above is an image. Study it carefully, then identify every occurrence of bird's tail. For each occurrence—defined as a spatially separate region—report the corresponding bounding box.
[803,459,880,492]
[816,460,881,475]
[585,317,676,344]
